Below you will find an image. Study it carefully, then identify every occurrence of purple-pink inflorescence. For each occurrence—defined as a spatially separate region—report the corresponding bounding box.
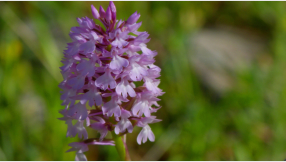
[59,2,164,160]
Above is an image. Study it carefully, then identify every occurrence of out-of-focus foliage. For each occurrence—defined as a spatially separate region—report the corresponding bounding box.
[1,1,286,160]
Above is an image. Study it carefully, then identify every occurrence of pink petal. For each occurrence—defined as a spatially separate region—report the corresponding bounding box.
[110,55,129,71]
[102,98,121,117]
[116,78,136,98]
[79,41,95,54]
[95,71,117,90]
[111,38,128,48]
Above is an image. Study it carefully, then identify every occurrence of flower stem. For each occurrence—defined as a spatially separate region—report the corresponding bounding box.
[111,131,130,161]
[123,134,131,161]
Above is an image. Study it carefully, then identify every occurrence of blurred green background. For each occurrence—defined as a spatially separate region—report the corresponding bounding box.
[1,1,286,160]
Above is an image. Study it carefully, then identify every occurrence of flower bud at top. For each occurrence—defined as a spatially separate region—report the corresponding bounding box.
[126,11,140,25]
[91,5,100,19]
[105,6,112,22]
[99,5,106,18]
[109,1,116,13]
[109,1,116,21]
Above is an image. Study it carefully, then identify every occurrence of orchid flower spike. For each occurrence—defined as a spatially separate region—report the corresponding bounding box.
[59,1,164,160]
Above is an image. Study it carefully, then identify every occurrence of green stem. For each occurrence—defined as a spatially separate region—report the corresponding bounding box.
[111,131,126,161]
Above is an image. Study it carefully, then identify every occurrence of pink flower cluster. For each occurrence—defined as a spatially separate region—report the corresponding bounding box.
[59,2,163,160]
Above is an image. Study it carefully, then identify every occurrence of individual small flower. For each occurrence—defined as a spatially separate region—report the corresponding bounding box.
[109,49,129,71]
[76,57,97,77]
[116,77,136,99]
[59,2,163,160]
[67,142,89,161]
[72,83,102,107]
[67,102,88,121]
[115,109,133,134]
[137,125,154,145]
[73,120,88,139]
[110,29,129,48]
[67,74,86,90]
[95,69,117,90]
[135,116,161,144]
[132,91,160,117]
[102,93,124,118]
[127,56,148,81]
[89,117,109,141]
[79,31,100,55]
